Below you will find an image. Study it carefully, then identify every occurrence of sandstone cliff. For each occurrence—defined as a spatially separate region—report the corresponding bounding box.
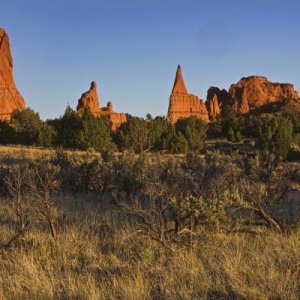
[229,76,299,114]
[0,28,26,120]
[206,76,300,117]
[76,81,126,131]
[167,66,209,124]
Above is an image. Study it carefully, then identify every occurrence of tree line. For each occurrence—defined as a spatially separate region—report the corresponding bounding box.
[0,105,299,160]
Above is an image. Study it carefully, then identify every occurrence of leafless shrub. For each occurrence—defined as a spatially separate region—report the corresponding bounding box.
[114,152,299,248]
[25,161,61,238]
[2,160,60,247]
[3,164,31,247]
[115,158,241,249]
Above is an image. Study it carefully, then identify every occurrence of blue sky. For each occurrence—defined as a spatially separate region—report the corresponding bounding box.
[1,0,300,120]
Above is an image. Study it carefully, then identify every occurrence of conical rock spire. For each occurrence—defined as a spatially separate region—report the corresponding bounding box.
[168,65,209,124]
[171,65,188,94]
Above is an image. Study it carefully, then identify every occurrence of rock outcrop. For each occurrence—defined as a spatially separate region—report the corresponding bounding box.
[76,81,126,131]
[0,28,26,120]
[206,87,231,120]
[229,76,299,114]
[76,81,101,115]
[206,76,300,117]
[167,66,209,124]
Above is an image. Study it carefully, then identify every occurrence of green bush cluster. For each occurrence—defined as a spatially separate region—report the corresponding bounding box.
[113,115,207,154]
[0,106,299,159]
[207,106,298,159]
[0,108,207,154]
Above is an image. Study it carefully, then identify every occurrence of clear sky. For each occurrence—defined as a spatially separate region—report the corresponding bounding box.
[1,0,300,120]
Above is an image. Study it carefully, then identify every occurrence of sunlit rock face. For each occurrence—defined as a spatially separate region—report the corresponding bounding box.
[0,28,26,121]
[206,87,231,120]
[76,81,126,131]
[206,76,300,118]
[228,76,299,114]
[167,65,209,124]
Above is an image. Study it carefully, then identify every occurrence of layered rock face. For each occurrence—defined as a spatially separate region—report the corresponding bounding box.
[229,76,299,114]
[0,28,26,120]
[76,81,126,131]
[167,66,209,124]
[206,76,300,117]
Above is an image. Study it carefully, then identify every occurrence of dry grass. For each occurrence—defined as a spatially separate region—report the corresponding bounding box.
[0,145,102,162]
[0,195,299,300]
[0,145,187,166]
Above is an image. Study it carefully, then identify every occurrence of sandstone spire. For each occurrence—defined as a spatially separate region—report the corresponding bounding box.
[0,28,26,120]
[167,65,209,124]
[76,81,126,131]
[76,81,101,115]
[171,65,188,94]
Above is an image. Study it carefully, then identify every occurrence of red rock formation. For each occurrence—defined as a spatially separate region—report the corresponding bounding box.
[77,81,101,115]
[228,76,299,114]
[0,28,26,120]
[167,66,209,124]
[206,76,300,118]
[207,94,220,119]
[76,81,126,131]
[206,87,232,120]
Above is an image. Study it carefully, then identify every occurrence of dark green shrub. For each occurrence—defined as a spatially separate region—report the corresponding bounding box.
[168,132,189,154]
[114,117,150,153]
[11,108,43,145]
[175,117,207,151]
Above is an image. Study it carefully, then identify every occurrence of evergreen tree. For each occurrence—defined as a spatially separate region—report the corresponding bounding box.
[222,106,240,139]
[242,115,261,138]
[11,108,43,145]
[207,114,223,138]
[168,131,189,154]
[175,117,207,151]
[37,123,56,147]
[257,116,293,160]
[153,124,175,151]
[0,120,15,144]
[271,117,293,160]
[148,116,173,150]
[114,117,150,153]
[257,119,273,152]
[77,108,113,150]
[55,106,81,148]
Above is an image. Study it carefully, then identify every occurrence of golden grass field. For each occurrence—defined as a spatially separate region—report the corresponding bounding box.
[0,145,99,161]
[0,145,299,299]
[0,195,299,299]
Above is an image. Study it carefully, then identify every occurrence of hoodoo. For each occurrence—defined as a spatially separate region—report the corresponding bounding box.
[0,28,26,120]
[167,65,209,124]
[206,87,231,120]
[76,81,126,131]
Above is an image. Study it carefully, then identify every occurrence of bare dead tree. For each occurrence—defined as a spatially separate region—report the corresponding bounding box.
[240,180,285,233]
[117,200,175,252]
[25,161,60,239]
[1,160,61,248]
[3,164,31,247]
